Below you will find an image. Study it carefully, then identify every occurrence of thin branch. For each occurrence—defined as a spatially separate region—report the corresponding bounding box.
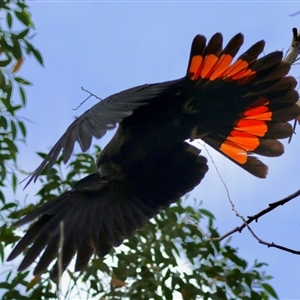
[72,87,103,110]
[290,10,300,17]
[185,217,211,241]
[283,28,300,64]
[57,221,64,300]
[203,144,266,241]
[285,28,300,143]
[218,189,300,242]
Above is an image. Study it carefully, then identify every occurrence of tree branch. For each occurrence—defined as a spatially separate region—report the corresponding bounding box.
[216,189,300,254]
[283,27,300,64]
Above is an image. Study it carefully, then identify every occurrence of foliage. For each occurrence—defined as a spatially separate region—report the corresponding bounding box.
[0,1,279,300]
[0,0,44,296]
[0,0,43,194]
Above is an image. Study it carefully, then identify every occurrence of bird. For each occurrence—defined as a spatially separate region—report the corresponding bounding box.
[7,32,300,279]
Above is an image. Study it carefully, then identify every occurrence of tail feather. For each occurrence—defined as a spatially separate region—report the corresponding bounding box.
[272,89,298,104]
[264,122,293,139]
[254,139,284,157]
[251,51,283,73]
[203,135,269,178]
[245,76,297,97]
[254,61,290,85]
[186,33,300,177]
[186,33,267,83]
[237,40,265,64]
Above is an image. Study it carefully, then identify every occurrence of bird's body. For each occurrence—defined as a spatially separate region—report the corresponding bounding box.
[8,32,300,278]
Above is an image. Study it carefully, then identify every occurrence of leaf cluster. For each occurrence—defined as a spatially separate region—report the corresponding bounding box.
[0,0,43,194]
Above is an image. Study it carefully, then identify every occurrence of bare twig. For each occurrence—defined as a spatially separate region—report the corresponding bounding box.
[203,144,265,240]
[72,87,103,110]
[214,188,300,255]
[185,217,211,240]
[283,28,300,65]
[290,10,300,17]
[285,28,300,143]
[218,189,300,242]
[57,221,64,300]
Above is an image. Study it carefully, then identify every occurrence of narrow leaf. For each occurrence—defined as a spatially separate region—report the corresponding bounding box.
[0,57,12,67]
[0,116,8,130]
[14,77,32,85]
[18,120,26,137]
[10,38,22,60]
[262,283,279,299]
[14,10,30,27]
[19,86,26,106]
[10,119,17,140]
[32,48,43,66]
[6,12,13,29]
[17,28,29,39]
[12,172,17,192]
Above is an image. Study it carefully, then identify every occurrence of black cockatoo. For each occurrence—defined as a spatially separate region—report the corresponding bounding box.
[7,32,300,278]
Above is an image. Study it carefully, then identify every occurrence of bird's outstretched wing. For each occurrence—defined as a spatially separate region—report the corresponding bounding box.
[25,79,184,187]
[8,142,208,278]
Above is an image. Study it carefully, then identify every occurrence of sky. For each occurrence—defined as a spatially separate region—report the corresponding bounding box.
[5,1,300,299]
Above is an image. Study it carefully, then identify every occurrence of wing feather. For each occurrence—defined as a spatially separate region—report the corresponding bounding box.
[25,79,184,187]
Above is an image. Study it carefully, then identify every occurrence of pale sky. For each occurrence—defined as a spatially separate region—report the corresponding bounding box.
[9,1,300,299]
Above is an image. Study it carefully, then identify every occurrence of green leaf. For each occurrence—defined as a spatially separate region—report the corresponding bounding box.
[199,208,215,220]
[10,37,22,60]
[0,57,12,67]
[0,190,5,204]
[18,120,26,137]
[16,2,29,10]
[262,283,279,299]
[255,262,268,268]
[3,137,18,160]
[37,152,47,159]
[0,116,8,130]
[19,86,26,105]
[32,48,44,66]
[14,10,31,27]
[0,202,17,211]
[14,77,32,85]
[10,120,17,140]
[7,105,22,116]
[0,2,9,9]
[0,164,7,181]
[0,242,4,263]
[0,69,5,86]
[11,173,17,192]
[17,28,30,39]
[6,12,13,29]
